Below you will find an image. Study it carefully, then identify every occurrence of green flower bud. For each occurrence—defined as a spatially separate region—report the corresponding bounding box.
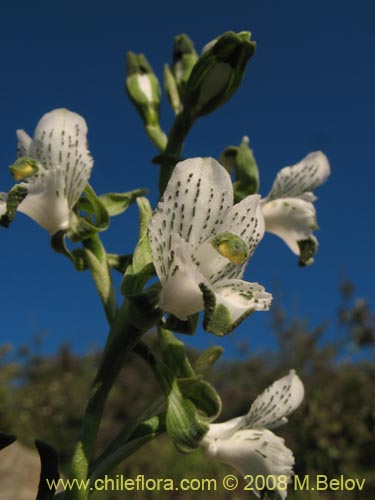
[9,157,39,181]
[125,52,161,126]
[183,31,256,119]
[172,34,198,99]
[164,64,182,115]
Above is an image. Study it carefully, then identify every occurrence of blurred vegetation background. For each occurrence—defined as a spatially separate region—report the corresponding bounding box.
[0,280,374,499]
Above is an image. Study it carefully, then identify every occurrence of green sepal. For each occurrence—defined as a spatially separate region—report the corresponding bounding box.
[161,313,199,335]
[121,197,155,295]
[0,185,27,228]
[50,230,87,270]
[183,31,256,119]
[158,328,194,378]
[179,378,222,422]
[107,253,132,274]
[164,376,208,454]
[199,283,254,335]
[69,184,109,242]
[98,188,147,217]
[164,64,182,115]
[221,136,259,202]
[172,34,198,99]
[298,237,318,267]
[194,346,224,375]
[0,432,17,451]
[158,329,221,422]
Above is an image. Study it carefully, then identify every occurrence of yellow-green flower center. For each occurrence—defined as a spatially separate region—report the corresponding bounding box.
[9,157,39,181]
[211,232,249,265]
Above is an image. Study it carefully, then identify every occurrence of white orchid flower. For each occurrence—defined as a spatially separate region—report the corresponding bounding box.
[202,370,304,499]
[261,151,330,265]
[7,108,93,234]
[148,157,272,335]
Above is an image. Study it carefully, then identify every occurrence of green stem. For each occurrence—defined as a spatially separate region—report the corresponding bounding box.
[64,301,145,500]
[158,111,194,195]
[82,234,118,323]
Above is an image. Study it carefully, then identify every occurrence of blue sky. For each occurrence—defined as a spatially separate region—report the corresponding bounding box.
[0,0,373,358]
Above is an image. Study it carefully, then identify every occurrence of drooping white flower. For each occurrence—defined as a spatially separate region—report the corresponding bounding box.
[8,108,93,234]
[261,151,330,265]
[148,157,272,335]
[201,370,304,499]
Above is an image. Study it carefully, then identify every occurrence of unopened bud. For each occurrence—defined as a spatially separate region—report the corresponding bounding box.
[183,31,256,118]
[172,34,198,99]
[125,52,161,126]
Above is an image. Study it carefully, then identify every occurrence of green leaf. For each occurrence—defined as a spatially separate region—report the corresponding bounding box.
[98,188,147,217]
[50,231,88,271]
[166,378,208,454]
[0,185,28,228]
[121,197,155,295]
[194,346,224,375]
[220,136,259,202]
[180,379,222,422]
[69,183,110,242]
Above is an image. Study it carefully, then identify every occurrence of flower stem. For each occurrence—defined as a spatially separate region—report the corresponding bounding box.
[64,300,145,500]
[158,111,194,195]
[82,234,118,323]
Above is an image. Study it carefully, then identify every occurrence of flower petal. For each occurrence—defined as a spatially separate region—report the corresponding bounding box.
[203,428,294,499]
[17,167,70,234]
[201,279,272,335]
[158,234,207,320]
[266,151,330,201]
[208,194,265,282]
[149,157,233,256]
[243,370,304,430]
[262,197,317,255]
[29,108,93,209]
[16,130,32,157]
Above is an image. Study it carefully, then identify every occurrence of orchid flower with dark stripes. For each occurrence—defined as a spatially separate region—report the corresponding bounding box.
[148,157,272,335]
[201,370,304,499]
[3,108,93,234]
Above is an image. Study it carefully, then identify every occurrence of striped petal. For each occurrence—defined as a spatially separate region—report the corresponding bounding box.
[158,234,207,320]
[265,151,330,202]
[149,157,233,255]
[17,167,70,234]
[205,195,265,282]
[27,108,93,209]
[262,197,317,255]
[243,370,305,430]
[203,428,294,499]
